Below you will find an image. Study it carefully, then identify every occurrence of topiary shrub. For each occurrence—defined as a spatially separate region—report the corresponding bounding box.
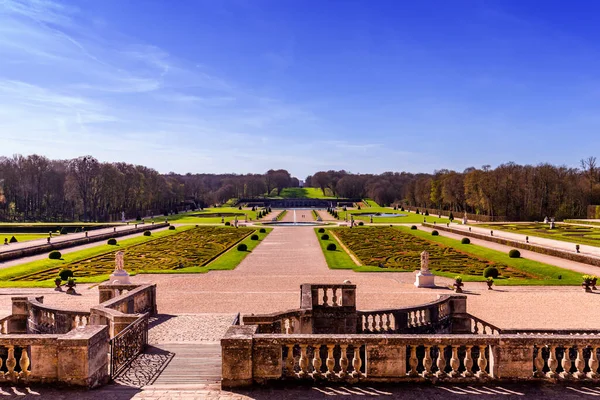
[259,228,266,233]
[509,249,521,258]
[225,221,231,226]
[327,243,337,251]
[144,231,151,236]
[9,236,17,243]
[251,234,259,240]
[410,225,417,230]
[169,225,176,230]
[321,234,330,240]
[358,221,364,226]
[49,251,62,260]
[59,269,73,281]
[431,230,439,236]
[483,267,499,279]
[461,238,470,244]
[424,210,429,216]
[237,243,248,251]
[318,228,325,233]
[107,238,117,245]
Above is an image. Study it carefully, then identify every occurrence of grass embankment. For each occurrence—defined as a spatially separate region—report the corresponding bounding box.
[474,222,600,248]
[1,233,50,243]
[340,207,451,224]
[564,220,600,227]
[164,207,265,224]
[276,187,335,199]
[276,210,288,221]
[317,226,582,286]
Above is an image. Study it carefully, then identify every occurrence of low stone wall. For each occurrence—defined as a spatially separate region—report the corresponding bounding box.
[0,222,169,262]
[408,208,506,223]
[222,328,600,387]
[25,297,90,335]
[422,223,600,267]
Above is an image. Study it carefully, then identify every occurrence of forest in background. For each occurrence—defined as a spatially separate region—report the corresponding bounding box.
[0,154,598,222]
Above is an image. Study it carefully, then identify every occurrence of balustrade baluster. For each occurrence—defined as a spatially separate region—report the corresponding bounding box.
[574,346,585,379]
[422,345,433,378]
[312,345,322,378]
[285,344,295,376]
[409,311,415,327]
[351,346,362,378]
[19,347,30,379]
[332,288,338,306]
[449,345,460,377]
[435,345,447,377]
[534,346,545,378]
[546,345,558,379]
[559,346,572,379]
[408,345,419,377]
[1,320,6,334]
[339,344,349,378]
[361,316,366,332]
[375,315,381,332]
[368,315,374,332]
[476,345,488,378]
[6,346,16,380]
[386,313,393,331]
[588,346,599,380]
[325,344,335,378]
[463,345,474,377]
[322,288,328,306]
[472,320,479,334]
[298,344,309,378]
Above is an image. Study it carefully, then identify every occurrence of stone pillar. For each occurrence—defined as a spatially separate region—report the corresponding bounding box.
[57,325,110,388]
[30,341,59,380]
[10,297,30,333]
[221,325,257,388]
[491,338,534,379]
[252,339,283,383]
[341,286,356,307]
[366,343,406,379]
[447,295,472,334]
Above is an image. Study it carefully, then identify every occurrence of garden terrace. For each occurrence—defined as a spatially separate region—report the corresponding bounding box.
[474,222,600,248]
[331,227,532,279]
[10,226,254,282]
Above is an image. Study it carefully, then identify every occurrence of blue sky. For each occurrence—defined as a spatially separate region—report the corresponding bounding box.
[1,0,599,178]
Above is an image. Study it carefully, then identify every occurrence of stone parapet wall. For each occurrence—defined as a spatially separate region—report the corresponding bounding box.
[422,223,600,267]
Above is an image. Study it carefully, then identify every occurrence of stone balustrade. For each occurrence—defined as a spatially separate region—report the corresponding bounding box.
[26,297,90,334]
[221,328,600,388]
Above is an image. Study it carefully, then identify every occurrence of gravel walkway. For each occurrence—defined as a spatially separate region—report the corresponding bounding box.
[148,314,236,344]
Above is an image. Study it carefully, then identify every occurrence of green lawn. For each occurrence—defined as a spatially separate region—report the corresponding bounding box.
[340,207,452,224]
[163,207,264,224]
[318,226,582,285]
[1,233,50,243]
[564,220,600,227]
[474,222,600,248]
[275,187,336,199]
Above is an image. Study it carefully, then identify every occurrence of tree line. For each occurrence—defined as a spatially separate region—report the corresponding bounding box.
[1,154,598,222]
[305,157,599,220]
[0,154,296,222]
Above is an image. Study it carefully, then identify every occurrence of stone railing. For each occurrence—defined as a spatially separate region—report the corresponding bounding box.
[467,313,502,335]
[26,297,90,334]
[357,296,453,334]
[91,283,157,338]
[221,328,600,387]
[0,326,109,387]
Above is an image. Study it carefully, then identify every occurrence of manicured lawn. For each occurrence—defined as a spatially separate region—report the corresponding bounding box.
[564,220,600,227]
[1,233,50,243]
[275,187,336,199]
[322,226,581,285]
[315,228,359,270]
[0,225,268,287]
[164,207,266,224]
[340,207,451,224]
[474,222,600,248]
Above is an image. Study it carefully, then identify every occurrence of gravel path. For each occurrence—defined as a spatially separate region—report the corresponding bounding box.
[148,314,236,344]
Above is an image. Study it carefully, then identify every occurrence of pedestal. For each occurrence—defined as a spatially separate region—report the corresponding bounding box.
[109,270,131,284]
[414,271,435,288]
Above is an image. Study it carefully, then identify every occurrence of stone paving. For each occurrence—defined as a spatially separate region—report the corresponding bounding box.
[148,314,236,344]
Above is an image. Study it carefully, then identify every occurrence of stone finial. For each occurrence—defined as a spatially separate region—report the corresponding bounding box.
[420,251,430,273]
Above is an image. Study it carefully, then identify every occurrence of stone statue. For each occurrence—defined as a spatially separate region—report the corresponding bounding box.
[544,216,548,224]
[420,251,430,273]
[121,211,126,222]
[115,251,125,272]
[463,211,468,225]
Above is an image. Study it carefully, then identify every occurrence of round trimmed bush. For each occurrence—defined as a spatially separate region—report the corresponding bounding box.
[431,230,439,236]
[321,234,330,240]
[143,230,151,236]
[508,249,521,258]
[225,221,231,226]
[410,225,417,230]
[49,251,62,260]
[259,228,266,233]
[59,269,73,281]
[358,221,364,226]
[107,238,117,245]
[327,243,337,251]
[237,243,248,251]
[251,234,259,240]
[169,225,176,230]
[483,267,499,279]
[461,238,470,244]
[318,228,325,233]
